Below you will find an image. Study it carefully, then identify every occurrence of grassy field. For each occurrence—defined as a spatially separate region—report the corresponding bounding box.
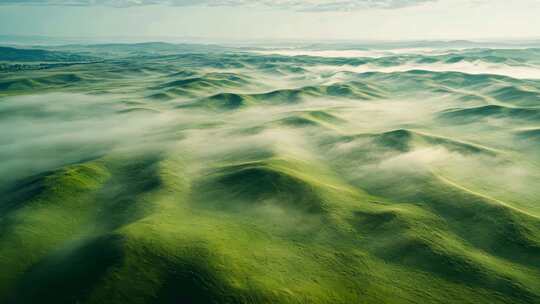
[1,43,539,303]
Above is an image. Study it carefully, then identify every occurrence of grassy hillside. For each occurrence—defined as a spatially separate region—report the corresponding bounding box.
[0,44,539,304]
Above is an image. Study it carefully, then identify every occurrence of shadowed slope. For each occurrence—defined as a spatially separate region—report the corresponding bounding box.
[340,129,500,156]
[439,105,540,124]
[193,158,333,213]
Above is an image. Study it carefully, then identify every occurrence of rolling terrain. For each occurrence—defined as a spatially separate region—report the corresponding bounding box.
[1,42,540,304]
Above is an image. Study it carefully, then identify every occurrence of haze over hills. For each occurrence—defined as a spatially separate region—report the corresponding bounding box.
[1,41,540,304]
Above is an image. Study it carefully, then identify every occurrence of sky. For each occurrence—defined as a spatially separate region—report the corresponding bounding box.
[0,0,540,41]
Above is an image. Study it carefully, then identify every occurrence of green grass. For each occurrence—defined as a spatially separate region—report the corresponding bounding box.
[1,45,540,303]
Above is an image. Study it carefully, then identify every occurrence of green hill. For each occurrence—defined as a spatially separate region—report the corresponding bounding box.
[1,44,539,304]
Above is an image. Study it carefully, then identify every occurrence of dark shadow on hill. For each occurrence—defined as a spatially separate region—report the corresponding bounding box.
[8,234,124,304]
[193,161,327,214]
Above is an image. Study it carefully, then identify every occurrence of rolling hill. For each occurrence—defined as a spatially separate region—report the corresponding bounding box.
[0,43,539,304]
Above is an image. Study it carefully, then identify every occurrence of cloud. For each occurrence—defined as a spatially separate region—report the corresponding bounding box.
[0,0,436,10]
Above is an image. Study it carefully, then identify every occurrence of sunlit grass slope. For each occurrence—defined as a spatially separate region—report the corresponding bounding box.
[3,152,538,304]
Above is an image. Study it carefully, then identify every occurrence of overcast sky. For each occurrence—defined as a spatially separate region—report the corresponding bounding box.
[1,0,539,41]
